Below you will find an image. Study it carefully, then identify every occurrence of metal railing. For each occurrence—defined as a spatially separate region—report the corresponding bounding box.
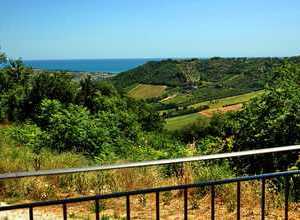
[1,145,299,180]
[0,145,299,219]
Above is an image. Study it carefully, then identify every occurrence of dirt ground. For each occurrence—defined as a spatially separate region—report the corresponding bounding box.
[1,194,299,220]
[199,104,243,117]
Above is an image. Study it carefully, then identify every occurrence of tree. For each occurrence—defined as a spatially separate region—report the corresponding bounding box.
[23,72,78,119]
[1,59,31,92]
[127,99,165,132]
[77,77,119,113]
[0,49,7,64]
[233,63,300,173]
[37,99,109,155]
[77,75,98,110]
[36,99,145,158]
[6,59,26,81]
[95,80,118,97]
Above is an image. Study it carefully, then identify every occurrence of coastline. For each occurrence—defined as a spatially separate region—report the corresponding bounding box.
[23,58,161,74]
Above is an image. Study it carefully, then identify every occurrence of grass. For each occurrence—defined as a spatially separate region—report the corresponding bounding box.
[223,74,241,83]
[122,83,139,93]
[191,90,264,109]
[127,84,167,99]
[161,93,192,104]
[165,113,208,131]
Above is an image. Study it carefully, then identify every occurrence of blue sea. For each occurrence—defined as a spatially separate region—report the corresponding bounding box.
[24,58,161,74]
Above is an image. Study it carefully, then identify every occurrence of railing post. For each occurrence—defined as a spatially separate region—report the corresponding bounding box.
[211,185,215,220]
[184,188,188,220]
[95,199,100,220]
[284,176,289,220]
[63,203,67,220]
[29,207,33,220]
[156,192,160,220]
[260,178,265,220]
[126,195,131,220]
[236,181,241,220]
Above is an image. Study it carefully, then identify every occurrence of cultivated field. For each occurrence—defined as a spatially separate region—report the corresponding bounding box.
[165,113,208,131]
[128,84,167,99]
[165,90,264,130]
[190,90,264,109]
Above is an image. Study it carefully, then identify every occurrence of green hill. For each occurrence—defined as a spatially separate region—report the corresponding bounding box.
[113,56,300,89]
[112,56,300,106]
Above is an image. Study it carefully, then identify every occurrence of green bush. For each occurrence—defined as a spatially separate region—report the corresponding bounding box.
[5,123,43,149]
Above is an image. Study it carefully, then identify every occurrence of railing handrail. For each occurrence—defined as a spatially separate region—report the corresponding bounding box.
[0,145,299,180]
[0,169,299,212]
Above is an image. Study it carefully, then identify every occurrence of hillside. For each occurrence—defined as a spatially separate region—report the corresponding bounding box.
[112,56,300,130]
[113,56,300,92]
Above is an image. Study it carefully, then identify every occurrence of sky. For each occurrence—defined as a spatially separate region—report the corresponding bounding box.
[0,0,299,59]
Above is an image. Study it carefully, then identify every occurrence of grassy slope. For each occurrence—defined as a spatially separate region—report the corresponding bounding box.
[191,90,264,108]
[161,93,192,105]
[128,84,167,99]
[165,90,264,130]
[165,113,208,131]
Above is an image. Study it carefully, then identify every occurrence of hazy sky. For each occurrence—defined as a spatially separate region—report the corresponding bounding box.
[1,0,299,59]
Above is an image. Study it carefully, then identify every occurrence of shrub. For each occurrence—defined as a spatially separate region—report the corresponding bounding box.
[5,122,43,149]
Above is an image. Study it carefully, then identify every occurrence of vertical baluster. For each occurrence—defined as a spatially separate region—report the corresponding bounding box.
[95,199,100,220]
[261,179,265,220]
[284,176,289,220]
[156,192,160,220]
[184,188,188,220]
[29,207,33,220]
[126,195,130,220]
[63,203,67,220]
[236,182,240,220]
[211,185,215,220]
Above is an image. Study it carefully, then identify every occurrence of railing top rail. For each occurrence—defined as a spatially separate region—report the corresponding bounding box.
[0,145,299,180]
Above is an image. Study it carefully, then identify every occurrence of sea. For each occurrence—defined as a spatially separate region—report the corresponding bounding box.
[23,58,161,74]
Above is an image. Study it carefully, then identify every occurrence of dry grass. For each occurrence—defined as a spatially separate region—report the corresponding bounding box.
[1,160,299,219]
[199,103,243,117]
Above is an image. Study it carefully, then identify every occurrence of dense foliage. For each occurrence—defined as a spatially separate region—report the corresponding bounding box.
[0,54,188,162]
[232,63,300,173]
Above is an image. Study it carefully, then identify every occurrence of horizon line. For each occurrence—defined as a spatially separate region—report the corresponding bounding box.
[23,55,299,61]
